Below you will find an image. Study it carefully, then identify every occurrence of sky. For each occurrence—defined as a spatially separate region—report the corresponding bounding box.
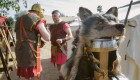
[7,0,140,20]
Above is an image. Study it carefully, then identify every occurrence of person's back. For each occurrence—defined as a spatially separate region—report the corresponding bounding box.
[15,3,50,80]
[15,13,40,67]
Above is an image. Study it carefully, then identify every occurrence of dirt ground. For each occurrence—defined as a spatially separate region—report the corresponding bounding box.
[0,26,79,80]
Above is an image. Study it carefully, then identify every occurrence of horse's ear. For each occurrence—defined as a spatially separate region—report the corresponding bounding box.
[79,7,93,20]
[106,7,118,17]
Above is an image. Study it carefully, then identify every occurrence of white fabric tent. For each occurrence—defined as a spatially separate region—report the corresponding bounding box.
[44,15,77,24]
[119,14,140,80]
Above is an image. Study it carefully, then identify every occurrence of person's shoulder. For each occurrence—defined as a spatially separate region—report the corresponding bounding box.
[61,21,67,24]
[28,13,38,18]
[60,21,69,26]
[63,22,70,26]
[49,24,54,27]
[49,24,54,30]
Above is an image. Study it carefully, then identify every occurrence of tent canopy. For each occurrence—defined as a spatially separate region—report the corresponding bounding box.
[44,15,77,24]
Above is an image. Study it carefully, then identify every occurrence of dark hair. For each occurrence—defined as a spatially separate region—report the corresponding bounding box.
[52,10,60,14]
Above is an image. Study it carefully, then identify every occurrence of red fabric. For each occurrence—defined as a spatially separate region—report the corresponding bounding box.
[4,27,7,34]
[17,65,42,79]
[0,16,7,26]
[37,48,40,78]
[35,19,46,31]
[51,52,67,64]
[18,17,24,49]
[63,23,70,32]
[0,27,7,37]
[0,16,7,37]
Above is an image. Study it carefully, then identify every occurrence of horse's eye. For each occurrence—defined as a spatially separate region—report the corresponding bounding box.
[98,21,103,25]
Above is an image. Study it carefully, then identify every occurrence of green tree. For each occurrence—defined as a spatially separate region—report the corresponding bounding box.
[97,5,102,13]
[6,17,15,27]
[60,12,67,17]
[59,12,75,24]
[0,0,27,16]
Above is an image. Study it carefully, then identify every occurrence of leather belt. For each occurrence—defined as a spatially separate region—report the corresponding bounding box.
[17,39,37,43]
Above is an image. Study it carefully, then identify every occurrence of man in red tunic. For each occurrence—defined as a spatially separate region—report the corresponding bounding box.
[49,10,73,80]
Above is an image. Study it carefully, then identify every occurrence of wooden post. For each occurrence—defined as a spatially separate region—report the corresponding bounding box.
[6,28,9,68]
[0,48,11,80]
[0,28,17,69]
[94,52,109,80]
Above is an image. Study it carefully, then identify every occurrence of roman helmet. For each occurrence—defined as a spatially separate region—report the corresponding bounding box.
[31,3,45,18]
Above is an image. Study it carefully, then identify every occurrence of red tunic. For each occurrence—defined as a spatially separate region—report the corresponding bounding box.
[49,22,70,64]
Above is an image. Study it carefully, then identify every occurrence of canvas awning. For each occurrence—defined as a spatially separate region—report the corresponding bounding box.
[119,14,140,80]
[44,15,77,24]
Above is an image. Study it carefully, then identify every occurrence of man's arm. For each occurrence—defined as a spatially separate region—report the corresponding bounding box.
[64,27,73,41]
[56,24,73,44]
[38,23,50,41]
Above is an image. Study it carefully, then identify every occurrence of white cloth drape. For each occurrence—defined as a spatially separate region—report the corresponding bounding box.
[119,14,140,80]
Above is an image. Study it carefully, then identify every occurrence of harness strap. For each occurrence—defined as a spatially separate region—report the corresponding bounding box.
[19,16,37,57]
[17,39,37,43]
[30,18,40,31]
[18,17,23,49]
[27,12,40,32]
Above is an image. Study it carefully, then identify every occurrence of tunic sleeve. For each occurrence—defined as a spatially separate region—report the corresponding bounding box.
[63,23,70,32]
[35,18,46,31]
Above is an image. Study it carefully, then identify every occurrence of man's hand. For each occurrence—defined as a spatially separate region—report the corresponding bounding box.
[39,40,45,48]
[56,39,63,44]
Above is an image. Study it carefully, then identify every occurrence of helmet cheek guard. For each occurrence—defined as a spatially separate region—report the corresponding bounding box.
[38,11,44,18]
